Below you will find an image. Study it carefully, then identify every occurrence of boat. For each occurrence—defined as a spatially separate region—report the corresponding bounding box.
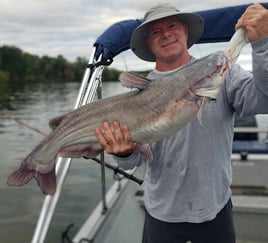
[31,3,268,243]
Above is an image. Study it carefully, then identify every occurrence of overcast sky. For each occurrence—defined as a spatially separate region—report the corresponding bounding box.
[0,0,255,71]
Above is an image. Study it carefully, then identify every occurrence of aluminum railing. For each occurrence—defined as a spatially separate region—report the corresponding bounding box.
[31,47,105,243]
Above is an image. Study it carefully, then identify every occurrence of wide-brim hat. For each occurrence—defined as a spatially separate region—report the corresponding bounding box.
[130,4,204,62]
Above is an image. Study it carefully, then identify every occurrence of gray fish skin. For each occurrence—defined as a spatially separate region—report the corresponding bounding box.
[7,51,228,194]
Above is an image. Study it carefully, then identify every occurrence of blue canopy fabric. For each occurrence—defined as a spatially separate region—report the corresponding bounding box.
[195,4,249,43]
[93,19,142,65]
[94,3,268,65]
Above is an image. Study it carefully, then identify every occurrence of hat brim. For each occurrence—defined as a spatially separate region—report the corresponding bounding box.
[130,12,204,62]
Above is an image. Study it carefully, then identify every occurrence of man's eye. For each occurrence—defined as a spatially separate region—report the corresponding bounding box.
[151,30,160,35]
[169,23,177,29]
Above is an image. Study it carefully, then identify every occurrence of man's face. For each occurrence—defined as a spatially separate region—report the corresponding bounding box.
[146,16,189,64]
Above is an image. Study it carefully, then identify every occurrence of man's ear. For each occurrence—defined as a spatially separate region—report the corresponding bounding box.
[183,23,189,37]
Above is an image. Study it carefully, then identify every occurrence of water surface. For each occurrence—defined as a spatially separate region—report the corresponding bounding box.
[0,81,128,242]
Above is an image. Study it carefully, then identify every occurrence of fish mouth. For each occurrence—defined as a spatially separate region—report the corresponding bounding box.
[191,55,229,99]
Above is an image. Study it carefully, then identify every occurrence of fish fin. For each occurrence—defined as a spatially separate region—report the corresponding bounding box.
[136,144,153,162]
[7,163,57,195]
[119,72,151,90]
[7,164,35,186]
[34,167,57,195]
[49,114,67,130]
[59,143,103,159]
[197,97,209,126]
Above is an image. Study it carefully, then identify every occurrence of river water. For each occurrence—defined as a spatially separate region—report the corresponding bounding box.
[0,81,267,243]
[0,81,129,243]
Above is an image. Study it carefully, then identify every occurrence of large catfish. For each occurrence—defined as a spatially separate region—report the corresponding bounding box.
[7,51,229,194]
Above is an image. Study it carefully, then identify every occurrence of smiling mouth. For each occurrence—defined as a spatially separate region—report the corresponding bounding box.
[161,39,177,48]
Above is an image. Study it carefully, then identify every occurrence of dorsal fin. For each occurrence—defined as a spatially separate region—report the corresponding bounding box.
[119,72,151,90]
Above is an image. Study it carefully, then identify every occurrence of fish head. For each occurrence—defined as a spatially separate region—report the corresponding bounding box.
[191,51,229,99]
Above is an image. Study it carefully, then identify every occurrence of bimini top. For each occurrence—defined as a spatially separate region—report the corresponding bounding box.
[93,3,268,65]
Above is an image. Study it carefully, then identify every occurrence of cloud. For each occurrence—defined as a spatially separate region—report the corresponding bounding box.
[0,0,254,70]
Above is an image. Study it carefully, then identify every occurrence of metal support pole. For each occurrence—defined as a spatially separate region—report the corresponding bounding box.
[100,152,108,214]
[31,47,103,243]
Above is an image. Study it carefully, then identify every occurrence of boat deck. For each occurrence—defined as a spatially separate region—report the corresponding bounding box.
[73,158,268,243]
[232,195,268,242]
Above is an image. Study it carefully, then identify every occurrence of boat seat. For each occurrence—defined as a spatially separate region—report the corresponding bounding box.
[232,140,268,160]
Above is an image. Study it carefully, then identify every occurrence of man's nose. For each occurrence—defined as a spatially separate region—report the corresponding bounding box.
[161,28,172,38]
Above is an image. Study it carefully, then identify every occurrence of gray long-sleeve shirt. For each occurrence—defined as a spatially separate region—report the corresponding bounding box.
[115,37,268,223]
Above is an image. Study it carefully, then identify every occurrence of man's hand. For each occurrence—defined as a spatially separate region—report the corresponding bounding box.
[95,121,135,157]
[236,3,268,42]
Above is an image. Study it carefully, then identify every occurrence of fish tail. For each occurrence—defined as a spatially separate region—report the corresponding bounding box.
[7,163,57,195]
[7,163,35,186]
[34,167,57,195]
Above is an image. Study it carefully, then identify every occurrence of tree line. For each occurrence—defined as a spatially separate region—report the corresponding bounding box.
[0,45,121,85]
[0,45,151,110]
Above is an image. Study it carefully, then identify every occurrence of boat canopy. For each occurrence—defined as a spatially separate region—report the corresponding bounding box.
[93,3,268,65]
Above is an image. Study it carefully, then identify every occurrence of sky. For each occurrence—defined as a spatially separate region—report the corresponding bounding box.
[0,0,255,71]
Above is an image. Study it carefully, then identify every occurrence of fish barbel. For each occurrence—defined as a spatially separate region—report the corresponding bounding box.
[7,51,228,194]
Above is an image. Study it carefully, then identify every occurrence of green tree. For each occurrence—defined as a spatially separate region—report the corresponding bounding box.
[102,67,121,81]
[0,45,123,85]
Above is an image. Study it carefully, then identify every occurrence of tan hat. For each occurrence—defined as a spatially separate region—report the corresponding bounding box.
[130,3,204,62]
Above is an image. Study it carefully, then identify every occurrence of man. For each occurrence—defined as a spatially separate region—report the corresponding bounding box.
[95,3,268,243]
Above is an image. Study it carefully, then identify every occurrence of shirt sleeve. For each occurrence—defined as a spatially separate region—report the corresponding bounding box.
[113,150,144,170]
[225,36,268,118]
[252,37,268,97]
